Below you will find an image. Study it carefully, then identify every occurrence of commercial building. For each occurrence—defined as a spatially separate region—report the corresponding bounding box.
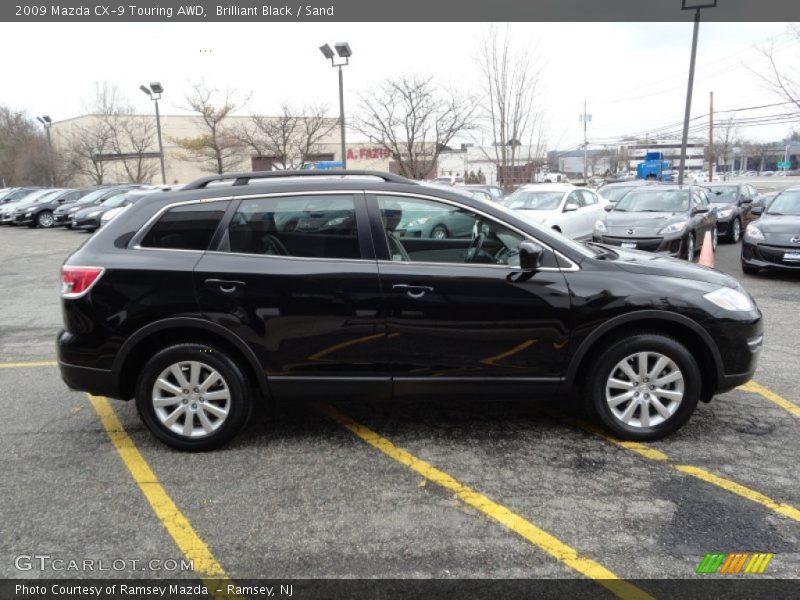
[438,145,546,187]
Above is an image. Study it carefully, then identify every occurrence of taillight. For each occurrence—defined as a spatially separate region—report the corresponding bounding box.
[61,266,104,299]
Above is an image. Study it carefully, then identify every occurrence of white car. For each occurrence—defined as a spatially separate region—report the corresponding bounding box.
[502,184,608,240]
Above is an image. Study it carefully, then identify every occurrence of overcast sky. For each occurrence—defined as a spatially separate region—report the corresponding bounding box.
[1,21,796,149]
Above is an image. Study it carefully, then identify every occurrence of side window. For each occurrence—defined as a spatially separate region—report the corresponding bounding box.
[226,194,360,259]
[140,202,228,251]
[565,191,583,208]
[376,195,524,266]
[580,190,598,205]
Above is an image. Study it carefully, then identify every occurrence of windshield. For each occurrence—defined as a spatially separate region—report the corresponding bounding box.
[615,190,690,212]
[73,188,111,205]
[599,186,636,203]
[19,189,54,203]
[34,190,66,203]
[704,186,738,203]
[766,191,800,216]
[100,193,128,208]
[504,191,564,210]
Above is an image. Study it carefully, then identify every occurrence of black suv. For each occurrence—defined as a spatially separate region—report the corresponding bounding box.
[57,171,763,450]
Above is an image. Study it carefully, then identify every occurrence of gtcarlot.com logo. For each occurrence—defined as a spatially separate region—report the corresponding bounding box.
[696,552,774,574]
[14,555,194,572]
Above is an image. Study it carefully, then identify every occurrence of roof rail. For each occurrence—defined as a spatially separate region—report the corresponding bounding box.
[182,170,417,190]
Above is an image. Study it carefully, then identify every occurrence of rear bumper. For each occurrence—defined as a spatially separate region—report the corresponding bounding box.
[58,360,124,399]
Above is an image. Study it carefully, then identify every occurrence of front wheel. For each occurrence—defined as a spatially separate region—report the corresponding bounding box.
[729,218,741,243]
[683,233,695,261]
[135,343,254,451]
[36,210,55,228]
[583,332,701,440]
[430,225,448,239]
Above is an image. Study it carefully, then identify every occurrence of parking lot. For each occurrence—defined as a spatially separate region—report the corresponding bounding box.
[1,179,798,594]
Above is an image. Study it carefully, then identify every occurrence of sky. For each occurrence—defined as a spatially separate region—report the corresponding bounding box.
[1,21,797,150]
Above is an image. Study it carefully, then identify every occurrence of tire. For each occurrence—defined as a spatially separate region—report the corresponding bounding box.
[135,343,254,451]
[711,227,718,251]
[65,222,73,229]
[36,210,54,228]
[683,233,695,261]
[430,225,448,239]
[741,261,759,275]
[583,332,701,441]
[729,218,741,243]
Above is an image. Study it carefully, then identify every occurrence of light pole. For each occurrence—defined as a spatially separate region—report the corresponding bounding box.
[677,0,717,185]
[320,42,351,169]
[579,101,591,181]
[140,82,166,184]
[36,115,53,185]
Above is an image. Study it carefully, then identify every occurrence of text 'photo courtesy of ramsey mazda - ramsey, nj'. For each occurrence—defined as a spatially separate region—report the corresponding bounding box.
[56,171,763,450]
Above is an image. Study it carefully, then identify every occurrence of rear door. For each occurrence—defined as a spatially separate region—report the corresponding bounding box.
[193,192,388,401]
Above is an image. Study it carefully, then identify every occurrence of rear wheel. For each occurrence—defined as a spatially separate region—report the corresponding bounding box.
[583,332,701,440]
[135,343,253,451]
[36,210,54,228]
[430,225,448,239]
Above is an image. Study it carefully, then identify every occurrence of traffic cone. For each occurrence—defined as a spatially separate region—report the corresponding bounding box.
[698,230,715,268]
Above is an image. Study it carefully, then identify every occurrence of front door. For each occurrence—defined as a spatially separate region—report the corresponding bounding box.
[194,192,389,400]
[369,193,573,399]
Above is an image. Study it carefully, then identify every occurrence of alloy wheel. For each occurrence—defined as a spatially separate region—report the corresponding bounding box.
[712,227,718,250]
[685,234,695,261]
[732,219,741,242]
[605,351,684,428]
[151,361,231,438]
[38,212,54,228]
[431,227,447,239]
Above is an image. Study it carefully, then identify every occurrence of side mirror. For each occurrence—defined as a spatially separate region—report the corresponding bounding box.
[57,198,65,204]
[563,202,579,212]
[741,197,752,204]
[751,205,764,216]
[692,207,708,215]
[519,240,544,271]
[604,204,614,212]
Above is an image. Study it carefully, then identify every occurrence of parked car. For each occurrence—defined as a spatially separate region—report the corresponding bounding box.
[502,184,607,240]
[70,190,134,232]
[700,183,757,243]
[593,185,718,260]
[465,184,504,202]
[57,170,762,450]
[99,187,178,227]
[741,186,800,274]
[0,187,44,204]
[597,180,656,204]
[12,188,93,228]
[0,188,56,224]
[747,192,778,226]
[53,186,137,227]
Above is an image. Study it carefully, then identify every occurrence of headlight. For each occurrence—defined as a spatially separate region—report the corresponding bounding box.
[717,208,734,219]
[25,212,32,217]
[657,220,688,235]
[87,210,100,218]
[594,219,607,233]
[703,287,755,312]
[745,224,764,241]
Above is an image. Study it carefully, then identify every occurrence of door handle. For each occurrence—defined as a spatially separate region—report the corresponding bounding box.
[392,284,434,298]
[204,278,246,293]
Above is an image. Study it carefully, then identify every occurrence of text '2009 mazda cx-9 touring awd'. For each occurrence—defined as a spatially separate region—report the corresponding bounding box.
[57,171,763,450]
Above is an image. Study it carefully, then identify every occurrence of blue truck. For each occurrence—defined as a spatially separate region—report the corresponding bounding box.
[636,152,673,182]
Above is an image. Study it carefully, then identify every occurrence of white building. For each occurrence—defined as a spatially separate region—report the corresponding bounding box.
[438,145,545,186]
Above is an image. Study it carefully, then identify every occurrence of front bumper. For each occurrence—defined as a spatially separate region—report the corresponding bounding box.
[741,240,800,271]
[12,213,34,225]
[53,212,74,226]
[0,213,17,224]
[71,215,101,230]
[703,312,763,393]
[592,233,685,256]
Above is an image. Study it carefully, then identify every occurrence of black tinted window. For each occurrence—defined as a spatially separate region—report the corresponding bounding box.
[141,203,227,250]
[226,195,360,259]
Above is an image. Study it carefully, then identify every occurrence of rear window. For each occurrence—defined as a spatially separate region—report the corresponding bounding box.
[140,202,227,251]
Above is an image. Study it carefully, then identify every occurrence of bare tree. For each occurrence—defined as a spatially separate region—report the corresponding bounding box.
[171,82,246,174]
[236,104,336,169]
[757,26,800,111]
[0,106,54,186]
[63,83,158,184]
[475,26,546,190]
[352,75,476,179]
[713,116,739,174]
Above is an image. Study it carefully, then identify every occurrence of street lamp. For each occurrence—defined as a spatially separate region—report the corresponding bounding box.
[319,41,351,169]
[677,0,717,185]
[36,115,54,185]
[140,82,166,184]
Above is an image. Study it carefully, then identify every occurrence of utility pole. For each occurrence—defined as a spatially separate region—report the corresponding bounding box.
[579,100,591,181]
[678,1,716,185]
[708,91,714,181]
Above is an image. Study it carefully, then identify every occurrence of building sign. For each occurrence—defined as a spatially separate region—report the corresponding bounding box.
[347,147,391,160]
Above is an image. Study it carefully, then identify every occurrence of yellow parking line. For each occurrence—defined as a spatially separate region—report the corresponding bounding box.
[86,394,240,599]
[542,409,800,524]
[0,360,57,369]
[738,380,800,418]
[317,403,653,600]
